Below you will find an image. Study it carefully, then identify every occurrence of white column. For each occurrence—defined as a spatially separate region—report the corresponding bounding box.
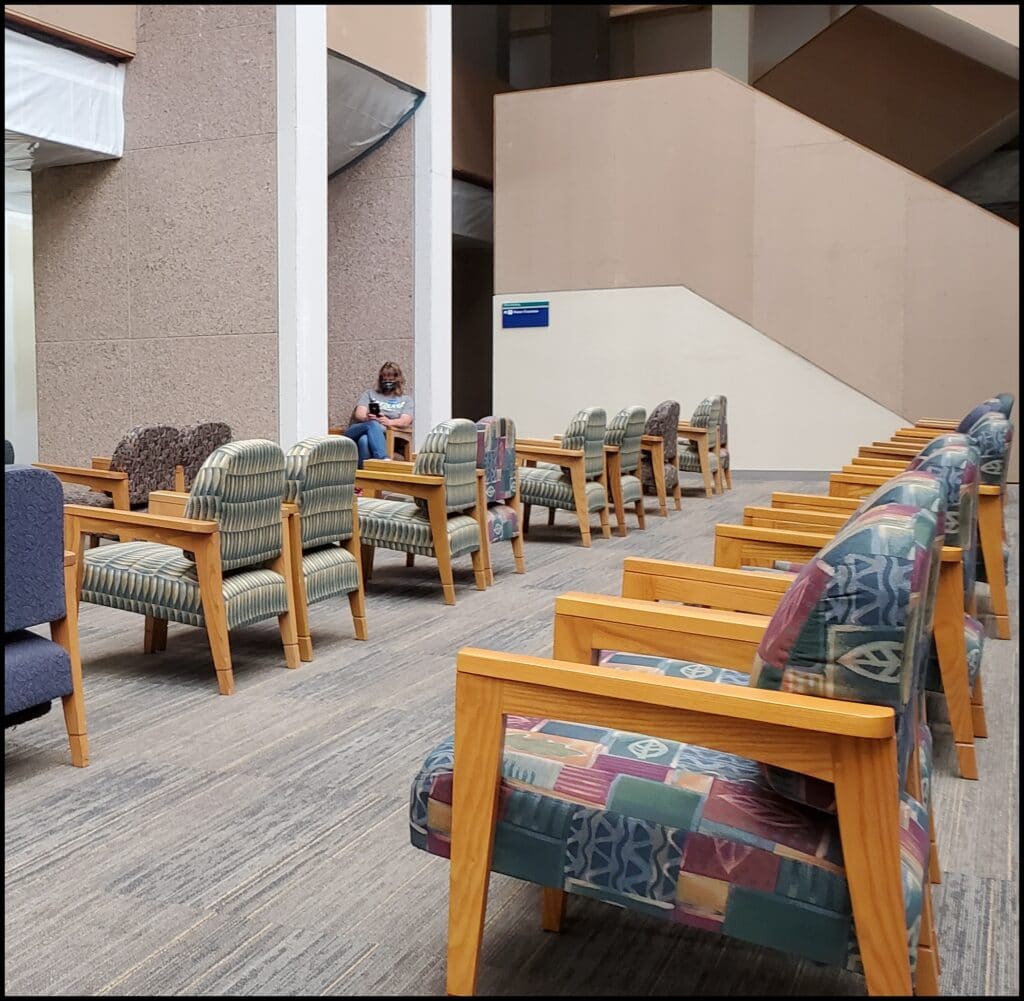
[712,5,753,84]
[277,5,328,446]
[413,4,453,448]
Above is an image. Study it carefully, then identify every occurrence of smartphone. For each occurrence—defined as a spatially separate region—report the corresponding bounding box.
[368,401,381,417]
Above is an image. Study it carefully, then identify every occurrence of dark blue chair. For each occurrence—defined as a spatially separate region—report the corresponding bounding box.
[4,465,89,766]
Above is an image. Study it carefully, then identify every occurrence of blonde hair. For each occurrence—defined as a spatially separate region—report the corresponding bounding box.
[376,361,406,396]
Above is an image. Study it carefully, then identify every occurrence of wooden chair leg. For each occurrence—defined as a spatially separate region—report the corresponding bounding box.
[511,533,526,574]
[833,737,912,995]
[725,464,733,489]
[195,541,235,695]
[978,491,1010,639]
[447,673,504,996]
[928,813,941,885]
[698,439,714,498]
[714,462,724,495]
[428,494,457,605]
[672,472,682,511]
[522,503,532,535]
[144,617,168,653]
[916,888,941,995]
[55,562,88,767]
[274,521,302,669]
[634,499,646,530]
[569,464,592,548]
[406,552,416,567]
[971,674,988,738]
[610,476,627,538]
[541,887,567,932]
[361,543,375,582]
[348,588,368,640]
[653,459,667,517]
[934,562,978,779]
[471,545,488,591]
[547,507,556,526]
[597,474,612,540]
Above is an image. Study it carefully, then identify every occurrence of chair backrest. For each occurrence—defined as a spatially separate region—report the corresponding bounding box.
[183,440,287,572]
[4,439,14,465]
[995,392,1014,418]
[750,492,941,809]
[5,465,66,633]
[284,435,358,549]
[561,407,607,480]
[964,412,1013,488]
[689,396,725,450]
[604,406,647,475]
[643,400,680,462]
[957,397,1004,434]
[109,425,181,506]
[179,421,233,489]
[909,437,980,599]
[413,419,480,513]
[476,416,517,503]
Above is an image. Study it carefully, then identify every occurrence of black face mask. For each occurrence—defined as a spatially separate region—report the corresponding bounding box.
[381,380,397,393]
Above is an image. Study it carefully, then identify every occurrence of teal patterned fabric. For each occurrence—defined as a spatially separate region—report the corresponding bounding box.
[520,468,607,512]
[413,419,480,514]
[963,412,1013,488]
[476,417,517,503]
[684,396,725,452]
[410,496,938,980]
[357,499,481,558]
[559,408,608,480]
[604,406,647,475]
[994,392,1014,418]
[81,542,288,629]
[183,440,286,572]
[301,546,360,605]
[285,435,357,548]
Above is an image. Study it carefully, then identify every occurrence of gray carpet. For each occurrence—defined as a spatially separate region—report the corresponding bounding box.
[4,478,1018,996]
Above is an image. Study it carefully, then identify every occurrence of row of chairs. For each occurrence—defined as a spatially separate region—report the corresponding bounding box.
[406,393,1015,997]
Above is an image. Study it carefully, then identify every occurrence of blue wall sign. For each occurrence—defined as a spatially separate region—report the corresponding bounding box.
[502,301,550,328]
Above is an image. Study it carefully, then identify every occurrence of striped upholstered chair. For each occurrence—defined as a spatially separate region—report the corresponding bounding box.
[603,405,647,536]
[413,494,943,995]
[64,440,300,696]
[517,407,611,547]
[355,419,487,606]
[284,435,367,660]
[476,416,526,581]
[678,395,725,497]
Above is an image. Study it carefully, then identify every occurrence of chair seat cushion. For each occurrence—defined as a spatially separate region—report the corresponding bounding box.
[620,474,643,505]
[641,463,679,496]
[678,450,719,474]
[61,483,115,508]
[4,630,73,716]
[81,542,288,629]
[411,719,927,973]
[302,544,360,605]
[486,503,519,542]
[519,467,607,513]
[357,498,481,558]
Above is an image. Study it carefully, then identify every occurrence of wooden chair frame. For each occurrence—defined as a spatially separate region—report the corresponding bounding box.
[63,503,301,696]
[603,444,645,537]
[48,551,90,767]
[677,422,726,497]
[638,433,678,515]
[515,438,611,548]
[445,589,931,995]
[354,467,488,606]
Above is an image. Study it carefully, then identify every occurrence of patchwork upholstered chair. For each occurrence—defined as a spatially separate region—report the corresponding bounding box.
[678,395,725,497]
[64,440,300,696]
[178,420,232,490]
[603,405,647,536]
[476,416,525,581]
[517,408,611,547]
[284,435,367,660]
[5,465,88,767]
[639,399,681,516]
[355,419,487,606]
[413,496,942,995]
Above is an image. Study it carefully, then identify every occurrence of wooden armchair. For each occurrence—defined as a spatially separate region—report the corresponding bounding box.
[677,395,727,497]
[413,498,944,995]
[517,407,611,547]
[603,405,647,537]
[355,419,488,605]
[638,399,681,516]
[65,440,301,697]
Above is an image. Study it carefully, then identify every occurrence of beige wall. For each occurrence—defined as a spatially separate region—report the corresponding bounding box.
[494,69,1019,477]
[755,6,1019,182]
[935,5,1020,47]
[32,5,279,465]
[326,5,427,92]
[327,119,416,427]
[4,4,136,57]
[493,285,904,471]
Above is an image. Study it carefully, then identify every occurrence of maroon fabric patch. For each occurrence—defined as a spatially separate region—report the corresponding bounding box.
[680,832,780,892]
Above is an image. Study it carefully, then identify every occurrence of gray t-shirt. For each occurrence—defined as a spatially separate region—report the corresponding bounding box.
[357,390,414,422]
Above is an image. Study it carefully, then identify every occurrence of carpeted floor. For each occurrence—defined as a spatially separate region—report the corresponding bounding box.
[4,478,1019,996]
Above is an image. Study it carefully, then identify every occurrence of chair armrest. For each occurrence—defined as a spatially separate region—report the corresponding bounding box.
[677,424,708,437]
[516,443,584,463]
[639,435,663,447]
[90,456,112,470]
[621,557,792,615]
[63,505,217,534]
[34,462,127,483]
[553,592,768,672]
[363,459,415,472]
[147,490,189,517]
[64,550,76,568]
[356,469,446,504]
[714,524,832,570]
[742,505,847,532]
[770,492,859,513]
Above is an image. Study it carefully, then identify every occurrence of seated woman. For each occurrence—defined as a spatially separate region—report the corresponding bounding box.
[344,362,414,468]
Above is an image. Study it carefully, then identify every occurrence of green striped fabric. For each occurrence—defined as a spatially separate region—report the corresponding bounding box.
[679,449,719,474]
[561,407,608,480]
[621,474,643,503]
[413,419,479,513]
[685,396,725,452]
[519,467,608,512]
[301,545,360,605]
[184,440,286,572]
[81,542,288,629]
[285,435,357,549]
[357,499,481,558]
[605,406,646,475]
